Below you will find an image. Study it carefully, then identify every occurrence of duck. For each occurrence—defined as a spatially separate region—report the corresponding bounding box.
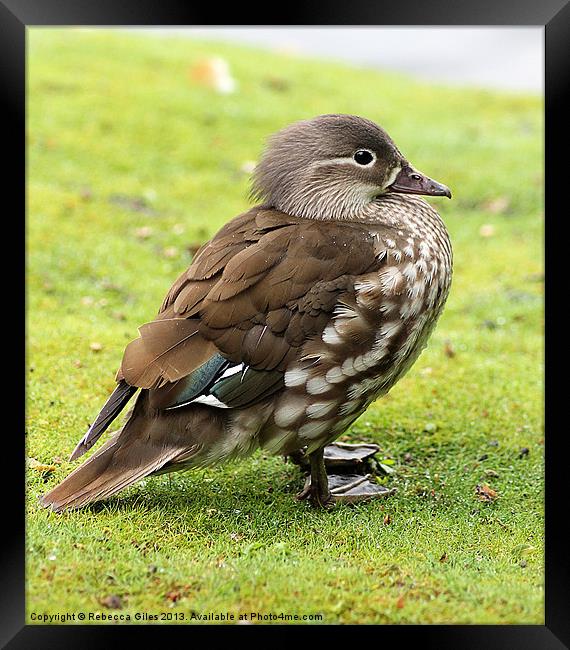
[40,114,452,512]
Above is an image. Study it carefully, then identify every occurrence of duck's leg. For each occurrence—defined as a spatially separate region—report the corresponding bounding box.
[294,443,397,507]
[296,447,332,508]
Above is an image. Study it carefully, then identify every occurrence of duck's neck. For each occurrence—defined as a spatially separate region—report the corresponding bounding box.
[275,187,447,235]
[360,193,447,231]
[273,178,380,222]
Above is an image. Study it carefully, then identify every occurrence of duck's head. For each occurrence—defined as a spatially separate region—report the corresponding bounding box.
[251,114,451,221]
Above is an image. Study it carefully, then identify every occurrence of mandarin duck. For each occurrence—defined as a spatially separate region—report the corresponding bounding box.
[41,114,452,512]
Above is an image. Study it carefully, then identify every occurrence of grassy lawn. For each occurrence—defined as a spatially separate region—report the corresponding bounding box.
[26,29,544,625]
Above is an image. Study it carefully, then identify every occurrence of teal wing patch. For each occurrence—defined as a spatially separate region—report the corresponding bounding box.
[148,354,284,411]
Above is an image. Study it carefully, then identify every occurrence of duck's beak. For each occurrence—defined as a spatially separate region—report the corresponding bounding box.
[388,165,452,199]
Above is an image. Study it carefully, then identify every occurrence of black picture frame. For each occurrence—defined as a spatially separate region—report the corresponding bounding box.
[5,1,566,646]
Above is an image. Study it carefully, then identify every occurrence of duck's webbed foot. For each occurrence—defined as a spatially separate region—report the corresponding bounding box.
[323,442,382,468]
[292,442,396,507]
[289,442,381,469]
[327,473,396,504]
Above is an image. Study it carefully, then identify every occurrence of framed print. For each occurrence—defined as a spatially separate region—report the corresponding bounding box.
[4,0,566,646]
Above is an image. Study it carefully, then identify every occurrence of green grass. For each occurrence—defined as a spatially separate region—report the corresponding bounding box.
[26,28,544,625]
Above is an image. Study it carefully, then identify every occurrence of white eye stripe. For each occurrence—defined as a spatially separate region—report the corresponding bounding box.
[313,151,377,168]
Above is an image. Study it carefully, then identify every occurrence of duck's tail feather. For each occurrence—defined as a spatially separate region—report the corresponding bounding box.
[40,392,201,512]
[69,380,137,461]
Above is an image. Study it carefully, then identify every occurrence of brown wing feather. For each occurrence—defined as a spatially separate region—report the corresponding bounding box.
[118,207,380,394]
[197,215,379,369]
[119,319,217,389]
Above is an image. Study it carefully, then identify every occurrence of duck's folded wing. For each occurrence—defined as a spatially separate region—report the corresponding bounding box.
[117,208,380,411]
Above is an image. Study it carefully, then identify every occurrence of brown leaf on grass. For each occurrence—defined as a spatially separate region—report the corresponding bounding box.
[479,224,495,238]
[475,483,499,502]
[135,226,153,240]
[27,458,57,475]
[189,58,237,94]
[40,565,56,582]
[439,552,448,563]
[165,590,181,603]
[100,279,122,293]
[165,584,192,603]
[396,596,405,609]
[263,76,291,92]
[483,196,510,214]
[162,246,179,259]
[79,187,93,202]
[109,194,156,215]
[100,595,123,609]
[443,340,456,358]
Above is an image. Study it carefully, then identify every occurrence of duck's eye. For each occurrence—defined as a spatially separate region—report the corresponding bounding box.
[354,150,375,165]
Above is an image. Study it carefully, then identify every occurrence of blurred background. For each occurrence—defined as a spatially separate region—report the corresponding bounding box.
[129,27,543,93]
